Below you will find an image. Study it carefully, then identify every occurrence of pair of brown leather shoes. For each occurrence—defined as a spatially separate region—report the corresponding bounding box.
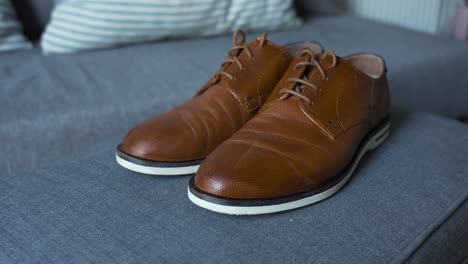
[116,30,391,215]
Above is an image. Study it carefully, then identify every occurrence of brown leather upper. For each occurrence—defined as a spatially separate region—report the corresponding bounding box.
[194,50,390,199]
[120,31,321,162]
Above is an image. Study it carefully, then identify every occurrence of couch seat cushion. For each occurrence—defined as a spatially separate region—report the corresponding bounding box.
[0,112,466,263]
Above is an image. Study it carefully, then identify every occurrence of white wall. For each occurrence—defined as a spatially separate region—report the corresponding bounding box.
[347,0,462,35]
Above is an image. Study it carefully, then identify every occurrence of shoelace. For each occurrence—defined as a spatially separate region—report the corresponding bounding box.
[211,30,267,83]
[280,49,337,105]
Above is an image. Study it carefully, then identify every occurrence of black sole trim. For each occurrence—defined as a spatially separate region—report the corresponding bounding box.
[115,145,205,168]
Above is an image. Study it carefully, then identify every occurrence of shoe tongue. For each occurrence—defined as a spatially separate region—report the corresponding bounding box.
[220,36,293,78]
[310,54,338,81]
[245,36,293,61]
[298,54,340,100]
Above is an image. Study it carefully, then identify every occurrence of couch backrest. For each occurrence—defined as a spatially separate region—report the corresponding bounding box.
[12,0,54,41]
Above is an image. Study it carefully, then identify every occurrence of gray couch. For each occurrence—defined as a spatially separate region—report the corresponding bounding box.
[2,15,468,177]
[1,3,468,263]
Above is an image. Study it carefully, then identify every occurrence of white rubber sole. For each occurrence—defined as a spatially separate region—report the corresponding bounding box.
[188,121,390,215]
[116,155,200,176]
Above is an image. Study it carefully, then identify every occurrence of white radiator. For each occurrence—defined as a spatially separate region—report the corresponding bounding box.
[348,0,461,35]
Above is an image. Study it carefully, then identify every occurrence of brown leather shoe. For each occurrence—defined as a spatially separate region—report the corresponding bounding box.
[116,31,322,175]
[189,49,391,214]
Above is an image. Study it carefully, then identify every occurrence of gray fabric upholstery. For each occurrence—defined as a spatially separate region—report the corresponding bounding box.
[0,112,467,263]
[1,15,468,178]
[404,201,468,264]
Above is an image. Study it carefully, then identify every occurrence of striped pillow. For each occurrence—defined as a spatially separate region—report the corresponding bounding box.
[41,0,301,54]
[0,0,32,52]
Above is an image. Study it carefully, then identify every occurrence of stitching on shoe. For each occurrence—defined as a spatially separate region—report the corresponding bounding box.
[300,103,336,139]
[336,84,346,131]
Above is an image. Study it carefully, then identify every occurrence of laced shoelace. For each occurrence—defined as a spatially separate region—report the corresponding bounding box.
[211,30,267,83]
[279,49,337,105]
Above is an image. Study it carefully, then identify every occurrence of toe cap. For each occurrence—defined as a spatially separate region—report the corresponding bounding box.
[194,140,322,199]
[120,114,205,162]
